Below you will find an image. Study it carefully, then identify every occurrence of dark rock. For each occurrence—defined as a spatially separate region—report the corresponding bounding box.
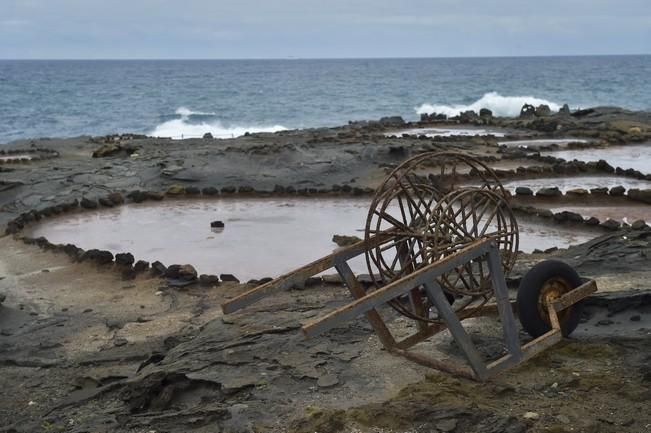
[185,186,200,195]
[115,252,135,266]
[108,192,125,205]
[631,220,647,230]
[203,132,213,139]
[238,185,254,193]
[211,221,225,229]
[127,190,147,203]
[515,187,533,196]
[590,187,609,195]
[520,104,535,117]
[600,219,621,230]
[221,186,236,194]
[220,274,240,283]
[595,159,615,173]
[273,184,285,193]
[559,104,571,115]
[332,234,361,247]
[479,108,493,118]
[609,185,626,196]
[80,197,98,209]
[628,189,651,204]
[98,197,114,207]
[150,261,167,276]
[585,216,600,225]
[199,274,220,286]
[133,260,150,273]
[146,191,165,201]
[201,186,219,195]
[122,268,137,280]
[80,249,114,265]
[165,264,197,281]
[535,104,552,117]
[536,187,562,197]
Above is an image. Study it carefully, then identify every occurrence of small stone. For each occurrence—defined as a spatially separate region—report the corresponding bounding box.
[150,261,167,276]
[596,319,614,326]
[202,186,219,195]
[80,197,98,209]
[211,220,225,228]
[590,187,609,195]
[115,252,135,266]
[515,186,534,196]
[566,188,588,196]
[523,412,540,420]
[631,219,647,230]
[435,419,458,432]
[220,274,240,283]
[332,234,361,247]
[114,338,128,347]
[609,185,626,196]
[317,374,339,388]
[536,187,562,197]
[199,274,220,286]
[133,260,150,273]
[556,414,571,424]
[166,185,185,195]
[600,219,620,231]
[630,315,641,322]
[108,192,125,205]
[585,216,600,226]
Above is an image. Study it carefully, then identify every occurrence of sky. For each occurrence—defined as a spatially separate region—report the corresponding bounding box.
[0,0,649,59]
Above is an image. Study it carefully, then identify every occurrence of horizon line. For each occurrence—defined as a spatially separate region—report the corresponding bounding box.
[1,53,650,61]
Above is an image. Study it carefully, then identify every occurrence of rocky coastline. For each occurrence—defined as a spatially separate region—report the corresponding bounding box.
[1,105,651,432]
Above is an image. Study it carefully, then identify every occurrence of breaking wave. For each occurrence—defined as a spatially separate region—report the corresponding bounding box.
[149,107,288,139]
[415,92,563,118]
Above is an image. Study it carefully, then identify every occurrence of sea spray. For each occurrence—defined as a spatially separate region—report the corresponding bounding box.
[149,107,287,139]
[415,92,562,118]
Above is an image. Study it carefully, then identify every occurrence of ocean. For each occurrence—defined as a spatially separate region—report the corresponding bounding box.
[1,56,650,144]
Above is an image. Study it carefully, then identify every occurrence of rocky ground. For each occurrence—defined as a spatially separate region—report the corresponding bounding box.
[1,106,651,432]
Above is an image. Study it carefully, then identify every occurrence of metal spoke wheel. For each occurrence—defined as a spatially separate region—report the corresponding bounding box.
[364,151,519,323]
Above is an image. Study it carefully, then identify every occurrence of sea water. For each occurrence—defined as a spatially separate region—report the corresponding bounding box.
[1,56,650,143]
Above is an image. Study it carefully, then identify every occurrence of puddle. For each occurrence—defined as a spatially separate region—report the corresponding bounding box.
[498,138,589,148]
[386,127,506,137]
[549,206,651,225]
[502,176,651,193]
[541,143,651,174]
[26,198,602,280]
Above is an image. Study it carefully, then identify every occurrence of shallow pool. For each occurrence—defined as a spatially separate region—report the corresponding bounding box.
[26,198,603,280]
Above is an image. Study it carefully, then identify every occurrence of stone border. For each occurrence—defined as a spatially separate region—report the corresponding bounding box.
[4,184,385,287]
[0,148,59,165]
[5,171,650,285]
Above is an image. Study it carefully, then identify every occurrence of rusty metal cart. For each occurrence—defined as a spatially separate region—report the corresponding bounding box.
[221,152,597,381]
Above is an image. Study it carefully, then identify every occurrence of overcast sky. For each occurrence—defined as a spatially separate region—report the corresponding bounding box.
[1,0,649,59]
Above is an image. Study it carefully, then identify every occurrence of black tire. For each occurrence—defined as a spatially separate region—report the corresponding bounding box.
[517,260,584,338]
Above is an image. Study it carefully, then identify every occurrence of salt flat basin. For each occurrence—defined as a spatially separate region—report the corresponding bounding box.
[386,127,506,137]
[550,206,651,225]
[498,138,589,148]
[26,198,602,280]
[541,143,651,174]
[502,175,651,193]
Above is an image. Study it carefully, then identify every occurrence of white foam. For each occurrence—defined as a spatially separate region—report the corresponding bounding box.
[150,107,287,139]
[416,92,562,118]
[175,106,217,117]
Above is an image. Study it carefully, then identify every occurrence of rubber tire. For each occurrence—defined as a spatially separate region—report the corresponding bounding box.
[517,260,584,338]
